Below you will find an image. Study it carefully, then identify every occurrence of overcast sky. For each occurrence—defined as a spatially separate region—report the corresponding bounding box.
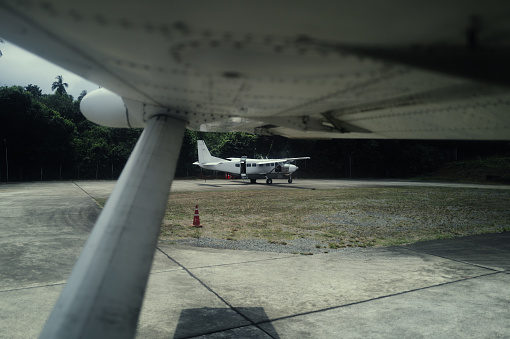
[0,39,99,98]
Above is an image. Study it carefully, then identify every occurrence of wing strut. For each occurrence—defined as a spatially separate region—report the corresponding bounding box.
[40,115,186,338]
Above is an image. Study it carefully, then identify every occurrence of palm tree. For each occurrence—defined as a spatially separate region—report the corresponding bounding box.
[78,90,87,101]
[51,75,69,95]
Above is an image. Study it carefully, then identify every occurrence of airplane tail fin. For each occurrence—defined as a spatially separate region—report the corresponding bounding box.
[197,140,224,164]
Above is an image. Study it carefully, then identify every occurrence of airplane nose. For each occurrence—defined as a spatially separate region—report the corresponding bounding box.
[283,164,298,173]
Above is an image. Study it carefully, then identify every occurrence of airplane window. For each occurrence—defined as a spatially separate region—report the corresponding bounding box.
[266,164,270,166]
[271,163,274,166]
[235,164,240,167]
[247,163,251,167]
[259,164,264,167]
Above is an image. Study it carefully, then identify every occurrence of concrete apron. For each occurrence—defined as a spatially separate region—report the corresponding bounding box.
[137,240,509,338]
[1,181,509,338]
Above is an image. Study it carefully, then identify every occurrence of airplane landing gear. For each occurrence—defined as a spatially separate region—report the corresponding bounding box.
[250,179,257,184]
[288,178,293,183]
[266,178,272,185]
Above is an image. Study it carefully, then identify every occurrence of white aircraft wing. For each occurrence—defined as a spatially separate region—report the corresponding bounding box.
[1,2,510,338]
[257,157,311,164]
[1,1,510,140]
[193,161,223,166]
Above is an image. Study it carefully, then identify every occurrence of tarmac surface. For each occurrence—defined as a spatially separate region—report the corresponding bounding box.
[0,179,509,338]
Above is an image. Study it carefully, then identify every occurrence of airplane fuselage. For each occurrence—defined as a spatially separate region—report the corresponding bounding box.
[200,157,298,179]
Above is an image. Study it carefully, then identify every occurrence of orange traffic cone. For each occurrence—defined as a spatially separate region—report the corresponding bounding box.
[192,204,203,227]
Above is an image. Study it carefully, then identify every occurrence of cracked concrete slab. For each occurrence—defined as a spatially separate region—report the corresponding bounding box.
[173,246,493,323]
[261,273,510,338]
[157,244,294,269]
[136,270,252,339]
[0,182,93,291]
[0,284,64,338]
[405,232,510,271]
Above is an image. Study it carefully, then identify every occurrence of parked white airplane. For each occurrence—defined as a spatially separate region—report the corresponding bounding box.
[193,140,309,184]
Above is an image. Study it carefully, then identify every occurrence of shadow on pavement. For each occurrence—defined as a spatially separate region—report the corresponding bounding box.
[405,231,510,271]
[174,307,279,338]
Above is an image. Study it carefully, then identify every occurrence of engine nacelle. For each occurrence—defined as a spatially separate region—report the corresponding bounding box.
[282,164,298,174]
[80,88,133,128]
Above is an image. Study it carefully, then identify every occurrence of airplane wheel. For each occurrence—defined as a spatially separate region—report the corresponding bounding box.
[288,178,293,183]
[266,178,272,185]
[250,179,257,184]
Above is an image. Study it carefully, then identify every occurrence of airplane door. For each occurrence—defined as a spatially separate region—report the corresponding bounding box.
[240,156,247,178]
[275,162,282,172]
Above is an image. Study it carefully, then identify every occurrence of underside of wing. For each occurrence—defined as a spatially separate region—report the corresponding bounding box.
[257,157,311,164]
[0,1,509,140]
[194,161,223,166]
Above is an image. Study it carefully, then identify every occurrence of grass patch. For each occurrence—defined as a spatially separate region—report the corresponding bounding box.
[422,156,510,184]
[159,186,510,248]
[94,197,107,208]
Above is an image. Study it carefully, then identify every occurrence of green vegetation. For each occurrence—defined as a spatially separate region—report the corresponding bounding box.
[51,75,69,96]
[425,156,510,184]
[0,84,143,181]
[94,198,107,208]
[1,80,509,182]
[160,186,510,248]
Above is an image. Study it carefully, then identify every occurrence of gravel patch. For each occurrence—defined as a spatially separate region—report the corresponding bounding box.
[164,237,359,254]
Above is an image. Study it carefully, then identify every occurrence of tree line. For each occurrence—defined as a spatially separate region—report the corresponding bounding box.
[0,80,508,182]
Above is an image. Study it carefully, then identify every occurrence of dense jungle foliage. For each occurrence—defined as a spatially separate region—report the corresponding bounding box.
[0,83,508,182]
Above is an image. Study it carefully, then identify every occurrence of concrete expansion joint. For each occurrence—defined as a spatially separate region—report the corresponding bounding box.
[186,255,297,270]
[260,271,504,327]
[178,323,277,339]
[149,268,185,275]
[156,247,277,338]
[72,181,95,199]
[0,281,66,293]
[403,246,506,273]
